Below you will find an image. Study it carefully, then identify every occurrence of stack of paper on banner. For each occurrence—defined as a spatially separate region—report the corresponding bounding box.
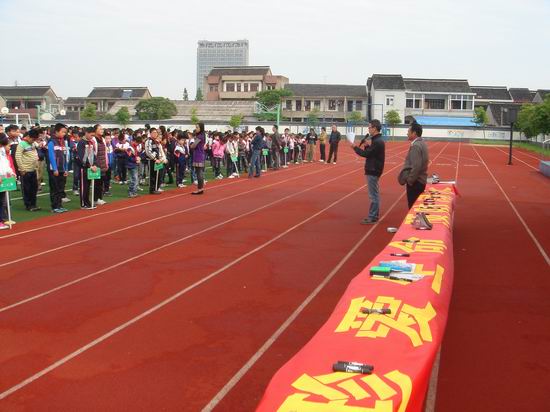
[346,132,356,144]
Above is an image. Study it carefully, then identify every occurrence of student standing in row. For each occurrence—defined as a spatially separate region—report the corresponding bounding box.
[248,126,263,178]
[145,128,167,194]
[190,123,206,195]
[75,127,98,209]
[93,124,109,205]
[47,123,70,213]
[15,128,41,212]
[127,135,141,198]
[0,133,16,229]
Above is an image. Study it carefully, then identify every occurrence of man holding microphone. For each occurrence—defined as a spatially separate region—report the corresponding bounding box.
[351,119,385,224]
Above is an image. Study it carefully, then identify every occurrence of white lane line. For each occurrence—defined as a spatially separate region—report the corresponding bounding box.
[202,143,451,411]
[491,146,539,171]
[424,142,461,412]
[0,169,366,314]
[0,149,398,240]
[0,160,408,401]
[0,149,413,313]
[0,156,320,240]
[201,191,407,412]
[0,161,352,269]
[472,145,550,266]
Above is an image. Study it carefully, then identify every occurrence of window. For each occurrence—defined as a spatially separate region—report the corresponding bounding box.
[406,93,421,109]
[295,100,302,111]
[305,100,312,111]
[244,83,249,92]
[266,85,274,90]
[225,83,235,92]
[250,83,259,92]
[424,98,445,110]
[347,100,354,112]
[386,95,394,106]
[285,100,292,110]
[209,85,218,92]
[450,94,473,110]
[328,99,337,111]
[236,83,242,92]
[355,100,363,111]
[314,100,321,110]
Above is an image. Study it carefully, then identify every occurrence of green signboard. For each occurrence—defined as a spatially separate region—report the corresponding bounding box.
[87,168,101,180]
[0,177,17,192]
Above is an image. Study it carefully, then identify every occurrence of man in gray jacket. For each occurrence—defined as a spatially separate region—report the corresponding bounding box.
[398,122,429,208]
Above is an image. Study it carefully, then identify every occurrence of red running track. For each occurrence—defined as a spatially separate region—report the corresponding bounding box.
[1,141,548,411]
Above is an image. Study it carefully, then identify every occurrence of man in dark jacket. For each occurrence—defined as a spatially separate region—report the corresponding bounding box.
[398,122,429,208]
[351,119,385,224]
[327,124,341,164]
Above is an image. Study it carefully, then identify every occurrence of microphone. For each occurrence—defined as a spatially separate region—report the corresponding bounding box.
[360,134,370,145]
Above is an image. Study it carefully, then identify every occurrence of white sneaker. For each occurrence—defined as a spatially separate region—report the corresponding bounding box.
[228,175,235,179]
[96,199,106,205]
[0,223,9,230]
[193,180,198,185]
[119,181,124,185]
[62,197,71,203]
[178,184,186,188]
[40,182,46,186]
[73,190,79,195]
[320,160,325,163]
[333,162,336,164]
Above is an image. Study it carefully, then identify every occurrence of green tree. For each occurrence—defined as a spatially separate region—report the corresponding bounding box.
[195,88,203,101]
[347,111,364,124]
[81,103,97,121]
[256,89,293,108]
[190,107,200,124]
[134,97,177,120]
[229,114,243,130]
[307,108,320,126]
[473,107,489,139]
[115,106,131,126]
[516,104,539,139]
[384,109,401,139]
[101,113,115,121]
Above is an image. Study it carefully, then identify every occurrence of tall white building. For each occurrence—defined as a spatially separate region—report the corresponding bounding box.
[196,40,249,97]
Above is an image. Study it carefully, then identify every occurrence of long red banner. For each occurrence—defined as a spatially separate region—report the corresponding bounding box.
[257,184,456,412]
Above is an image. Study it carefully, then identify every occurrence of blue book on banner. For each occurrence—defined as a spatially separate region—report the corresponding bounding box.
[379,261,414,272]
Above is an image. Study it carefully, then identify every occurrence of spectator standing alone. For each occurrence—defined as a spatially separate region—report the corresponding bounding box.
[398,122,429,208]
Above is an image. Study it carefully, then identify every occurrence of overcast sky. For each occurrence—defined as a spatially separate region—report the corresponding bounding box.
[1,0,549,99]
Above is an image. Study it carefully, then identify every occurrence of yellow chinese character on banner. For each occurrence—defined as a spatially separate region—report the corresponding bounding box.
[335,296,436,347]
[277,369,412,412]
[389,237,447,255]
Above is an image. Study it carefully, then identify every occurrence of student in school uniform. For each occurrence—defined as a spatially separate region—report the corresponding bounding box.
[75,127,98,209]
[15,128,41,212]
[174,133,189,187]
[127,135,141,198]
[144,127,167,194]
[0,133,17,229]
[47,123,70,213]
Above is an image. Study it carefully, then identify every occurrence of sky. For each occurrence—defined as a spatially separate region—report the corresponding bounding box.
[0,0,549,100]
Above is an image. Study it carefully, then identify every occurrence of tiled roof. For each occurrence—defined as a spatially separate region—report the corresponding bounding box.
[87,87,150,99]
[471,86,512,101]
[284,83,367,97]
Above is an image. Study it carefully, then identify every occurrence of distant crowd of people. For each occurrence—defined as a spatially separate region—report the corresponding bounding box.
[0,122,346,230]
